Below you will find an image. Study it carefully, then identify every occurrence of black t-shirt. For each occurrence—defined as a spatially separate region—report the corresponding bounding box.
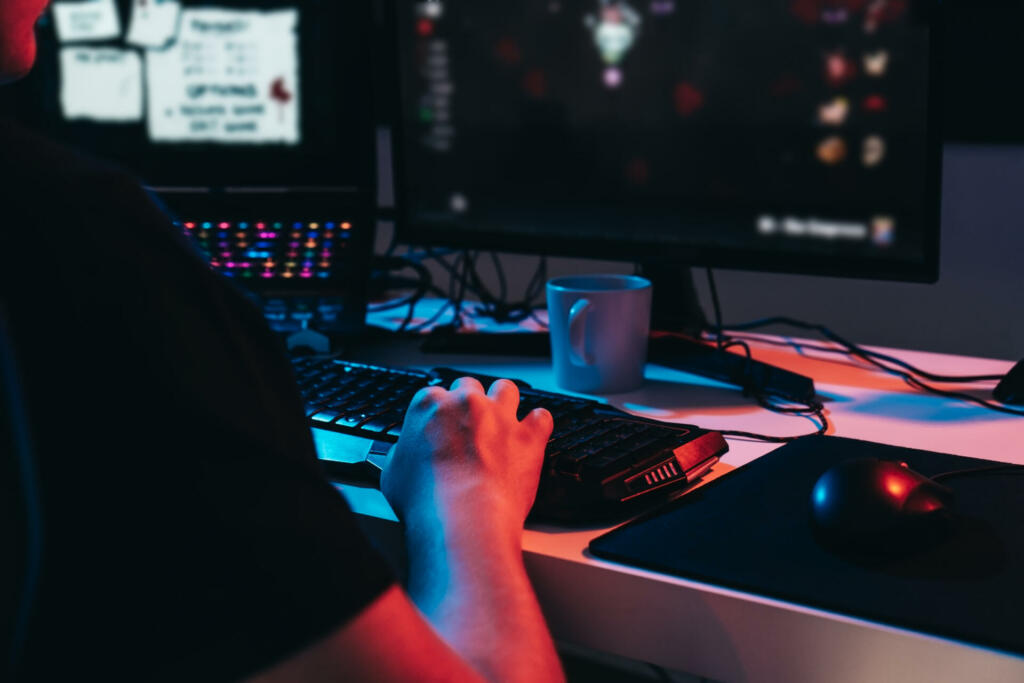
[0,121,394,682]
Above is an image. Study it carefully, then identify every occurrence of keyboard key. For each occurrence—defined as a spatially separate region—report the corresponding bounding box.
[310,408,344,424]
[360,409,406,434]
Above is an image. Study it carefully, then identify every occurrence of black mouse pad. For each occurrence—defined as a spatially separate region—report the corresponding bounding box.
[589,435,1024,656]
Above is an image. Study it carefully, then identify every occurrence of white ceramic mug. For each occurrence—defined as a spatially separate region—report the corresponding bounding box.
[546,274,652,394]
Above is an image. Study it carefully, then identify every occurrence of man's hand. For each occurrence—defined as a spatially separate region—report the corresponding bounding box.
[376,377,565,683]
[381,377,554,530]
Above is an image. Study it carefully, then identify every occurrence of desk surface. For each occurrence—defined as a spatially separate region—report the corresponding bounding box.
[329,333,1024,683]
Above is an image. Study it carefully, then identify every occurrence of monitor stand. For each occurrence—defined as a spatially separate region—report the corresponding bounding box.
[638,262,708,336]
[419,264,815,404]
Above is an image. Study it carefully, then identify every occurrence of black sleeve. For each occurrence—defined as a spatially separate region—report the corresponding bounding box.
[2,123,394,682]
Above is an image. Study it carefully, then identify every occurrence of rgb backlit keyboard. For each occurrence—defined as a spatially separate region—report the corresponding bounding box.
[175,219,354,281]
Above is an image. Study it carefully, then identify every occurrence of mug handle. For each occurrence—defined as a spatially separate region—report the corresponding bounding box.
[568,299,593,367]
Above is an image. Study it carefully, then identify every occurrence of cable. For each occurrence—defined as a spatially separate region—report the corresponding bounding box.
[406,299,455,333]
[705,267,725,351]
[713,317,1023,417]
[694,270,832,442]
[697,268,1020,417]
[466,253,548,324]
[708,331,1022,423]
[491,251,508,303]
[385,245,551,329]
[708,331,873,360]
[716,391,830,443]
[368,255,440,333]
[527,308,549,329]
[408,251,472,333]
[450,250,472,330]
[719,316,1006,384]
[931,464,1024,482]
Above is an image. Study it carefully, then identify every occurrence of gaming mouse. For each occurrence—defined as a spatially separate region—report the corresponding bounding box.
[810,457,955,556]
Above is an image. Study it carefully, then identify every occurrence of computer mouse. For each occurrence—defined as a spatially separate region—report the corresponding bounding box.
[810,457,955,556]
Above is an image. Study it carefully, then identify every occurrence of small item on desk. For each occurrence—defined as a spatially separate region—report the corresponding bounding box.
[546,274,652,394]
[648,333,817,405]
[993,358,1024,405]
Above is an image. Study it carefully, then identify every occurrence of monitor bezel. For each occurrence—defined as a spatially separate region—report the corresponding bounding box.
[386,0,942,284]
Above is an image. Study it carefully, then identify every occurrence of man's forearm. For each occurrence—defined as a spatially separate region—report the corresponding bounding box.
[403,506,564,683]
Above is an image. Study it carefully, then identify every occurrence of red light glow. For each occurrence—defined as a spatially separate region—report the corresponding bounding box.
[523,69,547,98]
[863,94,888,113]
[674,82,705,116]
[883,475,906,498]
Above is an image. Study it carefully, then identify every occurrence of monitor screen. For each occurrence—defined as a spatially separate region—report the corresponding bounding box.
[1,0,372,191]
[0,0,376,294]
[392,0,940,281]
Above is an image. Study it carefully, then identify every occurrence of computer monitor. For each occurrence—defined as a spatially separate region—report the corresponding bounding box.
[389,0,941,283]
[1,0,375,304]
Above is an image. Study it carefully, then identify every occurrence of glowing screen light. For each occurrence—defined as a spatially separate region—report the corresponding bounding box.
[145,8,301,144]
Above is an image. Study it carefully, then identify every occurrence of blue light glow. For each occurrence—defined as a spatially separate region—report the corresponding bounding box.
[813,483,828,506]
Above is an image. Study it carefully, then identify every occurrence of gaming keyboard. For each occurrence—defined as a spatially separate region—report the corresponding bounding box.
[294,357,728,523]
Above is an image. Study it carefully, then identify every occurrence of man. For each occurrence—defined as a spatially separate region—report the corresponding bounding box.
[1,1,564,681]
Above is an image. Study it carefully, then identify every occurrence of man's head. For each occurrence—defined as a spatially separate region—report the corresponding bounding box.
[0,0,50,83]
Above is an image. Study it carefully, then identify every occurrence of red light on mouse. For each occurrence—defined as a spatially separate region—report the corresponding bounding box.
[341,222,352,230]
[883,474,906,498]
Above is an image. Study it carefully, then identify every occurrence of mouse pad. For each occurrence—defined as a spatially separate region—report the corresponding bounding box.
[589,435,1024,656]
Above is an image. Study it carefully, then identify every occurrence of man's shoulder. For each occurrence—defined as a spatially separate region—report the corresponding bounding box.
[0,118,143,210]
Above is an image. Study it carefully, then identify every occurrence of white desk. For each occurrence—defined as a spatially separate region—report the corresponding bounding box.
[326,334,1024,683]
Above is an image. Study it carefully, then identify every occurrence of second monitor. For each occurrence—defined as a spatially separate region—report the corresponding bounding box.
[391,0,940,282]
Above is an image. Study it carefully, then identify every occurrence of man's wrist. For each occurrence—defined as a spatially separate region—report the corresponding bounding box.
[400,475,526,551]
[404,496,523,560]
